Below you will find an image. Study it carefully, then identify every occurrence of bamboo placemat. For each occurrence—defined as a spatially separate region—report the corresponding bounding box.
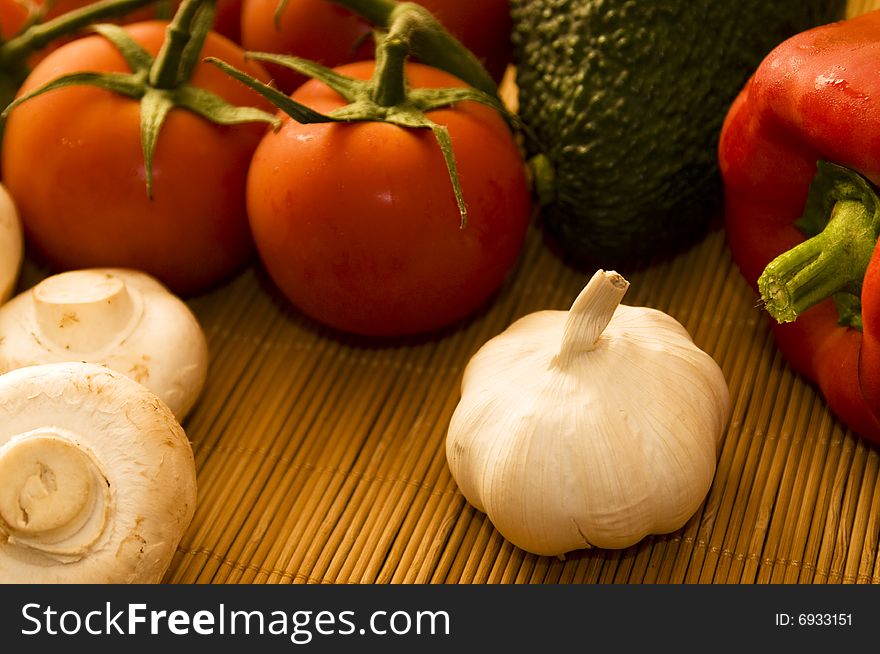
[14,0,880,585]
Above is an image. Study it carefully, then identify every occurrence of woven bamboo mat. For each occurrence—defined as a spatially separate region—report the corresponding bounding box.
[15,0,880,585]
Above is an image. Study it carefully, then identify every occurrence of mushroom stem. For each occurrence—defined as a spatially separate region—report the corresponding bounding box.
[0,428,109,558]
[32,270,139,353]
[552,270,630,369]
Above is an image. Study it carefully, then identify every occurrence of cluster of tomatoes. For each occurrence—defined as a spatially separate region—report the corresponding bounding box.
[0,0,531,337]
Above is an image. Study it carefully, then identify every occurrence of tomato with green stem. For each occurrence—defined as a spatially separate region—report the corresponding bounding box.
[248,62,529,337]
[240,0,511,94]
[211,3,530,337]
[1,0,277,295]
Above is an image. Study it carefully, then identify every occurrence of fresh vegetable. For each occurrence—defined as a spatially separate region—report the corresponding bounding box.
[502,0,846,266]
[445,270,731,556]
[240,0,511,94]
[0,182,22,302]
[36,0,168,21]
[211,0,244,41]
[0,0,161,110]
[0,361,197,584]
[0,268,209,420]
[0,0,278,295]
[35,0,244,42]
[718,11,880,443]
[0,0,32,41]
[210,4,530,337]
[240,0,372,93]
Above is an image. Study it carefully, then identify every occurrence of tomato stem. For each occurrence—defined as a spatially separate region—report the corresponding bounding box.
[0,0,157,67]
[0,0,159,110]
[150,0,212,89]
[328,0,498,97]
[2,0,278,200]
[327,0,394,26]
[209,1,518,230]
[371,35,408,107]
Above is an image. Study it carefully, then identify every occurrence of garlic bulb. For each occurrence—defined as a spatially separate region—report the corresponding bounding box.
[0,183,22,303]
[446,270,731,556]
[0,268,208,421]
[0,361,197,583]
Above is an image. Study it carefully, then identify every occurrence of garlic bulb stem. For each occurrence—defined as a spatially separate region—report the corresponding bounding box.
[553,270,630,369]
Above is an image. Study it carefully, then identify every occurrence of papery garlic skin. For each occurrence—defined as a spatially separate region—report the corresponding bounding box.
[446,270,731,556]
[0,184,23,304]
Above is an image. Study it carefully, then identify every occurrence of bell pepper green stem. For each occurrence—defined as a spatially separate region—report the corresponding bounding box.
[759,199,875,324]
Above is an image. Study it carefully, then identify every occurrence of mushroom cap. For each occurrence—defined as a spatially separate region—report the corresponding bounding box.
[0,361,198,584]
[0,268,208,421]
[0,183,23,304]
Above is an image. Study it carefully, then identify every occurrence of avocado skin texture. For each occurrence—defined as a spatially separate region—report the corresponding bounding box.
[511,0,847,268]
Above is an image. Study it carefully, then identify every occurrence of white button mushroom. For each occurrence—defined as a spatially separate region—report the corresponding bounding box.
[0,361,198,584]
[0,183,23,304]
[0,268,209,421]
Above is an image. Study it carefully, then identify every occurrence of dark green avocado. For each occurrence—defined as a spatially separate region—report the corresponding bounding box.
[510,0,847,267]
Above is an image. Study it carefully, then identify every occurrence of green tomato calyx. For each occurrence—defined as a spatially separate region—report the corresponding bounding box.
[207,1,512,229]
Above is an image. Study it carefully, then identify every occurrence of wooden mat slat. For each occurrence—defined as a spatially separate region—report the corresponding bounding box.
[180,333,324,572]
[335,243,553,583]
[715,361,799,583]
[193,337,371,582]
[756,386,829,583]
[854,452,880,582]
[840,444,878,582]
[264,350,413,583]
[301,343,446,583]
[192,327,333,583]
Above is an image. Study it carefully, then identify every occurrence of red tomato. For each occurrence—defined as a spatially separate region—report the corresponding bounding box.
[0,0,31,39]
[240,0,512,93]
[1,21,274,295]
[240,0,371,93]
[419,0,512,82]
[212,0,245,43]
[246,61,531,337]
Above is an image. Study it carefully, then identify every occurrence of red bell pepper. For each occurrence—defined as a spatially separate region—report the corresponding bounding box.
[718,9,880,444]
